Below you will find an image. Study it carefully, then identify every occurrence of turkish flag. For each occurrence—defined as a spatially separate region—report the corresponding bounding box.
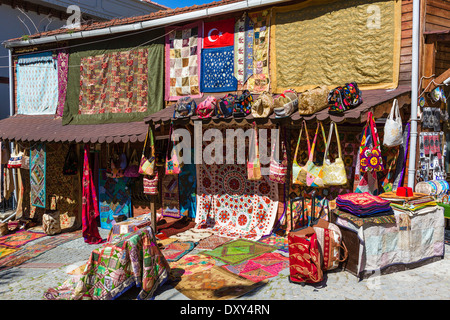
[203,18,235,48]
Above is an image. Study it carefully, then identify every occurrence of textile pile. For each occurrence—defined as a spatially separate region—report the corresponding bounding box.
[336,192,392,217]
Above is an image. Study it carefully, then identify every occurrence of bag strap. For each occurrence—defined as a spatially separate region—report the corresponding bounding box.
[249,122,259,162]
[308,121,327,162]
[324,121,342,162]
[142,126,154,156]
[293,120,311,164]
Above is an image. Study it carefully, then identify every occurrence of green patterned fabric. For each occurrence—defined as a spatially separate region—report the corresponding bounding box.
[62,29,164,125]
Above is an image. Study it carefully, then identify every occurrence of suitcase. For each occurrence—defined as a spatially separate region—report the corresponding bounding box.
[287,193,324,284]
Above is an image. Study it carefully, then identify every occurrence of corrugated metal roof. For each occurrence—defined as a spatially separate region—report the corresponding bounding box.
[0,115,149,143]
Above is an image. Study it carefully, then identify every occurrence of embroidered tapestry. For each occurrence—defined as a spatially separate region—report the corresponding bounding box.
[159,173,181,218]
[62,28,164,125]
[234,13,254,86]
[270,0,401,93]
[200,46,237,93]
[98,169,132,230]
[30,143,46,208]
[247,10,271,93]
[16,52,58,115]
[78,48,149,115]
[165,22,203,100]
[56,50,69,118]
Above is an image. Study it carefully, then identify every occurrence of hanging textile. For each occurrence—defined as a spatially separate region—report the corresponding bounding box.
[200,46,237,93]
[62,28,164,125]
[234,13,254,86]
[30,143,46,208]
[247,10,271,93]
[16,52,58,115]
[98,169,132,230]
[81,144,103,244]
[78,48,149,115]
[56,49,69,118]
[165,21,203,100]
[178,159,197,219]
[270,0,401,93]
[159,173,181,218]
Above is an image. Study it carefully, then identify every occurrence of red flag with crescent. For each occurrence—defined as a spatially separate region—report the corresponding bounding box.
[203,18,235,48]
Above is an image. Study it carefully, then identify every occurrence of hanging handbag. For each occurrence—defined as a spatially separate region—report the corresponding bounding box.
[298,85,329,115]
[119,145,127,170]
[124,149,140,178]
[354,149,379,195]
[165,125,181,175]
[233,90,253,118]
[20,150,30,170]
[341,82,363,109]
[359,111,384,172]
[322,121,347,186]
[269,128,288,184]
[173,96,197,119]
[251,91,274,118]
[383,98,403,147]
[139,127,156,176]
[292,120,311,185]
[273,89,298,118]
[197,96,217,119]
[247,122,262,181]
[7,150,23,169]
[143,170,159,195]
[305,121,327,188]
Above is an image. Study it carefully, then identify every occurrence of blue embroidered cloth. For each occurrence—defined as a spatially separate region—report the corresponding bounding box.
[200,46,237,93]
[16,52,58,115]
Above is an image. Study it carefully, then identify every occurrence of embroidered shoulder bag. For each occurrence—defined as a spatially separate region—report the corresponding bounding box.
[139,126,156,176]
[322,121,347,186]
[197,96,217,119]
[306,121,327,188]
[292,120,311,185]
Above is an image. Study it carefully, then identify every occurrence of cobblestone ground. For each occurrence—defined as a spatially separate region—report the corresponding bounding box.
[0,228,449,301]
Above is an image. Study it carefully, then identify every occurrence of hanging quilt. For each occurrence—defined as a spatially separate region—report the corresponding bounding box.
[165,21,203,100]
[16,52,58,115]
[78,48,149,115]
[30,143,46,208]
[270,0,401,93]
[98,169,132,230]
[56,49,69,118]
[247,10,271,93]
[234,13,254,86]
[62,28,164,125]
[200,46,237,93]
[203,18,235,48]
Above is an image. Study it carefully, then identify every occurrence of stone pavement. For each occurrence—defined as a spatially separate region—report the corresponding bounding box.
[0,227,449,301]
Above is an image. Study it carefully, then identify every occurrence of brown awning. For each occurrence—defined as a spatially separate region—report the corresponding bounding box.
[144,86,411,126]
[0,115,149,143]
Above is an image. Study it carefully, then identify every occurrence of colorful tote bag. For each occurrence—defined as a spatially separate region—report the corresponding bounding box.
[306,121,327,188]
[269,128,287,184]
[359,111,384,172]
[139,127,155,175]
[292,120,311,185]
[165,125,181,175]
[323,121,347,186]
[247,123,262,180]
[143,170,159,195]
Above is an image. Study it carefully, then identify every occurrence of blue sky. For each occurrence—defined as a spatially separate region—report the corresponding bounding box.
[155,0,214,9]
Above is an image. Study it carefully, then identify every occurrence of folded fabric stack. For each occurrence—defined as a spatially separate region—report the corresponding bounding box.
[390,195,437,215]
[336,192,393,217]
